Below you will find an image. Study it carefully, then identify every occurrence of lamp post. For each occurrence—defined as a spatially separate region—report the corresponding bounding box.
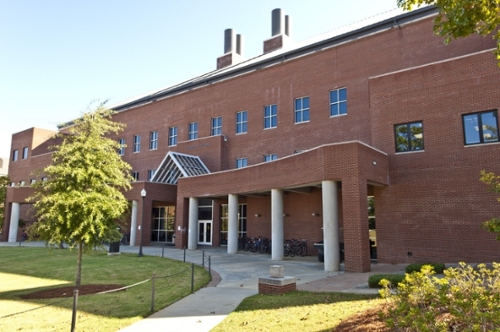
[138,189,146,257]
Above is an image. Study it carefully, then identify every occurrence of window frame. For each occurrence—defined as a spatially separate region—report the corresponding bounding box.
[264,154,278,162]
[148,169,156,181]
[394,121,424,153]
[12,149,18,161]
[188,122,198,140]
[294,96,310,124]
[168,126,178,146]
[330,88,347,117]
[462,110,499,146]
[132,171,139,181]
[264,104,277,129]
[118,138,125,156]
[22,147,29,159]
[149,131,158,150]
[133,135,141,153]
[211,117,222,136]
[236,157,248,168]
[236,111,248,134]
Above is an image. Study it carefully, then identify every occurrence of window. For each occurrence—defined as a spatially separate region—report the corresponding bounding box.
[149,131,158,150]
[236,158,248,168]
[330,88,347,116]
[148,169,156,181]
[220,204,247,245]
[42,177,48,181]
[294,97,310,123]
[118,138,125,156]
[22,147,29,159]
[211,117,222,136]
[30,179,36,185]
[188,122,198,140]
[264,154,277,162]
[236,111,247,134]
[132,171,139,181]
[463,110,499,145]
[168,127,178,146]
[395,122,424,152]
[12,150,18,161]
[264,104,277,129]
[133,135,141,153]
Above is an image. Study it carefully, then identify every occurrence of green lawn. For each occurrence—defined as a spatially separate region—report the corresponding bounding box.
[0,246,210,332]
[212,290,383,332]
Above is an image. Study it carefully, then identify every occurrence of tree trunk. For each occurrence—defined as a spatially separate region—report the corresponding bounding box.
[76,241,83,288]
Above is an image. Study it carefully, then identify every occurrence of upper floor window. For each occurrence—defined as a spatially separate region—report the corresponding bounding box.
[22,147,29,159]
[148,169,156,181]
[264,105,277,129]
[462,110,499,145]
[236,111,248,134]
[132,171,139,181]
[294,97,310,123]
[118,138,125,156]
[236,158,248,168]
[168,127,178,146]
[264,154,277,162]
[12,149,18,161]
[133,135,141,153]
[211,117,222,136]
[395,121,424,152]
[330,88,347,116]
[188,122,198,140]
[149,131,158,150]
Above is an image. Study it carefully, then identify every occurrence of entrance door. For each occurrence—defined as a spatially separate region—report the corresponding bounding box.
[198,221,212,245]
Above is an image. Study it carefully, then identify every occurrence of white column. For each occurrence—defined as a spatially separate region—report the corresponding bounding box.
[129,200,138,246]
[188,197,198,250]
[271,189,284,260]
[8,203,20,243]
[322,180,340,272]
[227,194,239,254]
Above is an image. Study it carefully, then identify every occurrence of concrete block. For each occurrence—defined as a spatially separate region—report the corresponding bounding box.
[270,265,284,278]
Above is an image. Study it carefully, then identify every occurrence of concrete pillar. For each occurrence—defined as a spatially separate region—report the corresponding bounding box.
[8,203,20,243]
[271,189,284,260]
[322,180,340,272]
[188,197,198,250]
[130,200,138,246]
[227,194,239,254]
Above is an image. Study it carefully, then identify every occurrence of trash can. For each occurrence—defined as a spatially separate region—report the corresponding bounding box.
[109,227,121,254]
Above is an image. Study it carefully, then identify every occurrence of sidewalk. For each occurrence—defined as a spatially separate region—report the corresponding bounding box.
[116,245,406,332]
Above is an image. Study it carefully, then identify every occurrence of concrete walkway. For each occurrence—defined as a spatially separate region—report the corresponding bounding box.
[1,241,406,332]
[115,245,405,332]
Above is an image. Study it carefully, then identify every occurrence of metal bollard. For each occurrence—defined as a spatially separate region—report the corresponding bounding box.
[151,273,156,312]
[191,263,194,293]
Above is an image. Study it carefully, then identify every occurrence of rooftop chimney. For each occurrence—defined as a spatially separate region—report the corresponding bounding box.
[217,29,244,70]
[264,8,292,54]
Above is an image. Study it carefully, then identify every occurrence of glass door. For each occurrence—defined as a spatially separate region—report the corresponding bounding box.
[198,199,213,245]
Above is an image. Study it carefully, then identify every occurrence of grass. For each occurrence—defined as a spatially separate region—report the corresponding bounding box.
[0,246,211,332]
[211,290,383,332]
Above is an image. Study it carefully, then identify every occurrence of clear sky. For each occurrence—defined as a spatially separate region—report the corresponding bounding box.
[0,0,401,158]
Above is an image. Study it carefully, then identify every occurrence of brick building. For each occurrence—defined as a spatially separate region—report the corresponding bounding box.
[3,6,500,272]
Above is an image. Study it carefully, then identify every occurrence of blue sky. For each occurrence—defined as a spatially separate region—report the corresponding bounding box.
[0,0,400,157]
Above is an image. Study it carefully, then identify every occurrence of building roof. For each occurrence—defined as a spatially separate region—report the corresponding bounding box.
[110,5,436,113]
[151,151,210,185]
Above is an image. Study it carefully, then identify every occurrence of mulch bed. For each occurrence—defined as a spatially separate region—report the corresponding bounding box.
[21,284,124,299]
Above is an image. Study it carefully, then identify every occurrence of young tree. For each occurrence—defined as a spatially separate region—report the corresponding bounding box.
[398,0,500,66]
[0,175,10,233]
[28,102,132,288]
[480,170,500,240]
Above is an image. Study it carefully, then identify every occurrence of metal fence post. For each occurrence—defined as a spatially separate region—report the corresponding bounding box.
[209,256,211,276]
[184,246,186,262]
[151,273,156,312]
[162,243,165,258]
[191,263,194,293]
[202,250,205,269]
[71,289,79,332]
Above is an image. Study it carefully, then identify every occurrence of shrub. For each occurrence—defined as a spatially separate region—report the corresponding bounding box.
[405,262,445,274]
[379,262,500,331]
[368,274,405,288]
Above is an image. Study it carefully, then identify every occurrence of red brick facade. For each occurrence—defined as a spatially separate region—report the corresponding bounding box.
[4,7,500,272]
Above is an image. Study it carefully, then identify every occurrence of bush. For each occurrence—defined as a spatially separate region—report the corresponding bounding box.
[379,262,500,331]
[405,262,445,274]
[368,274,405,288]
